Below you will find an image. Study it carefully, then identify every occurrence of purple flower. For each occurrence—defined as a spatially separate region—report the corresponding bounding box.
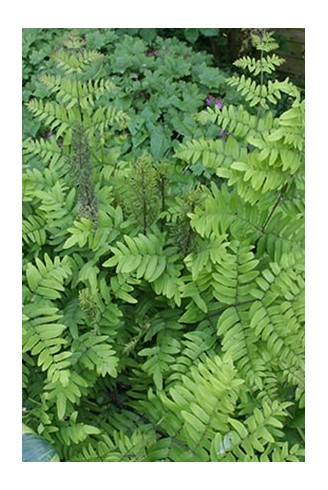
[218,128,230,139]
[205,94,223,109]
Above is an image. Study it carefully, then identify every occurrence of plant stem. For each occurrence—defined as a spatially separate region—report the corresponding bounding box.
[261,184,287,233]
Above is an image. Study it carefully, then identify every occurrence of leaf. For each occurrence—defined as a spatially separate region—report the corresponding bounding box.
[120,255,142,274]
[56,393,67,420]
[181,411,205,437]
[139,28,157,42]
[26,264,41,292]
[228,418,248,439]
[231,161,248,171]
[150,125,170,160]
[199,28,219,37]
[184,28,199,43]
[22,424,60,462]
[153,367,163,390]
[144,255,159,282]
[63,235,79,249]
[193,293,208,313]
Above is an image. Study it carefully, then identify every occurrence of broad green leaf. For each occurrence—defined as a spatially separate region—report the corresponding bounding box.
[150,126,170,160]
[153,367,163,390]
[184,28,199,43]
[199,28,219,37]
[56,393,67,420]
[144,255,159,282]
[181,411,205,434]
[26,264,41,291]
[139,28,157,42]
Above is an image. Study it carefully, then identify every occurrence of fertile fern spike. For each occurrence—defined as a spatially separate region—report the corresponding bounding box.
[123,153,161,234]
[24,39,129,230]
[72,124,98,224]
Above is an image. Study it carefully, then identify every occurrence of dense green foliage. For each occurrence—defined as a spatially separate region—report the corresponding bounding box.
[22,28,305,462]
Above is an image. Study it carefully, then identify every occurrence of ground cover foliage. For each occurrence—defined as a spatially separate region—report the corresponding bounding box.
[22,28,305,462]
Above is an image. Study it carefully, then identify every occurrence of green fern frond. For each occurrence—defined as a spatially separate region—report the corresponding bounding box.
[195,104,277,140]
[44,370,89,420]
[139,335,181,390]
[250,30,279,53]
[211,399,293,462]
[226,75,299,110]
[233,54,285,76]
[159,355,244,459]
[72,333,119,378]
[39,74,116,109]
[23,302,71,383]
[184,233,229,280]
[70,427,157,462]
[58,420,101,446]
[175,136,247,171]
[51,49,104,74]
[103,232,183,305]
[166,327,216,385]
[23,215,47,246]
[25,253,71,300]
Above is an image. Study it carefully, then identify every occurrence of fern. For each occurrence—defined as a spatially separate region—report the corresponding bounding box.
[22,301,72,392]
[103,232,183,305]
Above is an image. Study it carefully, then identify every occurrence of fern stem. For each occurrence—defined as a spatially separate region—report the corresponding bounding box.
[297,427,305,443]
[261,184,287,233]
[257,39,265,122]
[204,299,257,321]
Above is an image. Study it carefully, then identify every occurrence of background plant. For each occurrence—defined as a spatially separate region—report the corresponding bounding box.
[22,28,304,462]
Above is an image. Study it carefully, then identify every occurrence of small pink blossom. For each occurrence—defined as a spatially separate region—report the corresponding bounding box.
[205,94,223,109]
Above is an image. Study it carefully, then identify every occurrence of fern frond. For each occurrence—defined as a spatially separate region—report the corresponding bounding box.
[71,427,157,462]
[226,75,299,110]
[23,215,47,246]
[184,233,229,280]
[195,104,277,140]
[23,136,66,165]
[249,253,305,401]
[51,49,104,74]
[233,54,285,76]
[23,302,71,383]
[158,355,244,459]
[72,333,119,378]
[210,399,293,461]
[58,420,101,446]
[166,326,216,385]
[25,253,71,300]
[44,370,89,420]
[175,135,247,171]
[139,335,181,390]
[63,217,95,249]
[103,232,183,305]
[39,74,116,110]
[25,98,76,141]
[250,30,279,53]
